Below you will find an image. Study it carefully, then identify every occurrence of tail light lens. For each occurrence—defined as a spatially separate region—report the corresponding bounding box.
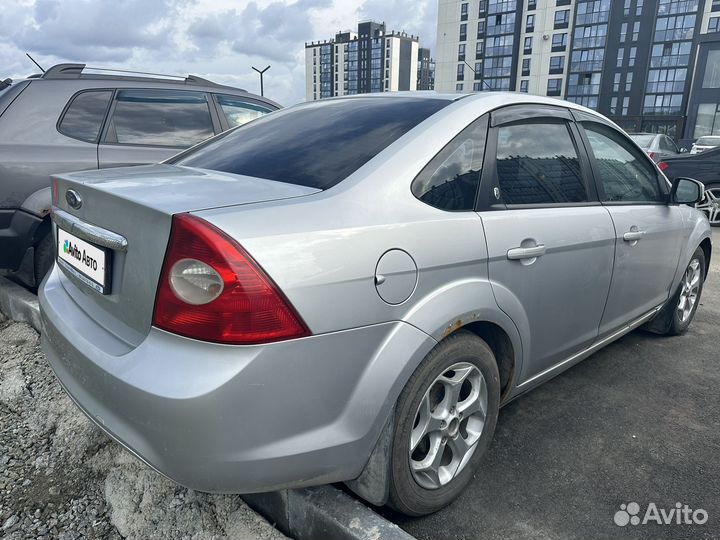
[153,213,310,345]
[647,151,656,160]
[658,161,669,172]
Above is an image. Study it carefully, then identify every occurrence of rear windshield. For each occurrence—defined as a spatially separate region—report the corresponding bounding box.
[629,134,655,147]
[696,136,720,146]
[172,97,450,190]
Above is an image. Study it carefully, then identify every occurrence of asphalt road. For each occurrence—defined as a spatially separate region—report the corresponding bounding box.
[386,229,720,540]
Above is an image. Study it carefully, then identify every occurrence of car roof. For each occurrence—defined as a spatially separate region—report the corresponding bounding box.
[18,63,281,108]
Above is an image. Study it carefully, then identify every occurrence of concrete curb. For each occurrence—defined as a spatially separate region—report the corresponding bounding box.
[0,276,417,540]
[243,486,416,540]
[0,276,42,332]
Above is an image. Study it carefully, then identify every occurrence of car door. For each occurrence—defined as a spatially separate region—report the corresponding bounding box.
[98,88,220,168]
[576,117,685,336]
[477,106,616,382]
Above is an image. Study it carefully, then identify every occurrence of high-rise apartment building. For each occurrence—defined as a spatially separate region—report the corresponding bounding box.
[305,21,420,101]
[435,0,720,145]
[418,47,437,89]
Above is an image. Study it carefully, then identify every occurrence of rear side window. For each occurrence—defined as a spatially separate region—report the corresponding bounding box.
[105,89,214,148]
[216,94,273,128]
[173,97,450,190]
[582,123,663,203]
[58,90,113,143]
[412,115,488,211]
[495,121,587,205]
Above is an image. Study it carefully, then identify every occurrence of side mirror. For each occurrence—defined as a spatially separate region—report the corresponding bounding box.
[670,177,704,205]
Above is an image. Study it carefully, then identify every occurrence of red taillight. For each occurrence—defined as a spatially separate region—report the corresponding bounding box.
[647,151,656,160]
[153,213,310,345]
[658,161,669,172]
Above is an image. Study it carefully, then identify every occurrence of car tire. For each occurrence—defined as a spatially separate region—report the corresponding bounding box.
[666,247,706,336]
[33,231,54,288]
[699,183,720,227]
[387,330,500,516]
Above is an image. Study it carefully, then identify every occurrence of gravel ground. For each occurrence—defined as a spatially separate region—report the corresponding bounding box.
[0,312,288,540]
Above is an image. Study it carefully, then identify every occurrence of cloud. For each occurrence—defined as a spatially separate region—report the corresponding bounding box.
[1,0,437,106]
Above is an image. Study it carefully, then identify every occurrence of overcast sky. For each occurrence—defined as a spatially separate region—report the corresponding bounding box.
[1,0,437,106]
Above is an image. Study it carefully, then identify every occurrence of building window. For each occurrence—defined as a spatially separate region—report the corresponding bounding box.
[457,63,465,81]
[459,23,467,41]
[694,103,720,137]
[654,14,697,42]
[520,80,529,92]
[622,97,630,115]
[476,41,485,59]
[547,78,562,96]
[522,58,531,76]
[478,0,487,14]
[475,62,483,79]
[703,50,720,88]
[458,44,466,61]
[488,12,517,35]
[526,14,535,32]
[637,0,644,15]
[633,21,640,41]
[528,0,537,10]
[524,36,533,54]
[713,0,720,11]
[613,72,621,92]
[473,82,483,91]
[629,47,637,67]
[626,72,633,91]
[556,0,571,5]
[549,55,565,74]
[710,17,720,33]
[620,23,628,42]
[554,9,570,29]
[477,20,486,38]
[461,2,469,20]
[643,93,683,114]
[552,33,568,51]
[617,47,625,67]
[610,96,618,114]
[456,83,464,91]
[624,0,631,16]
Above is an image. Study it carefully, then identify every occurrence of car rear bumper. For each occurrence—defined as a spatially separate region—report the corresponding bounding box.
[39,265,436,493]
[0,208,44,270]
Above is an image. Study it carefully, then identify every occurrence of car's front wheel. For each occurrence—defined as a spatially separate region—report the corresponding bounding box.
[667,247,706,336]
[388,330,500,516]
[697,183,720,226]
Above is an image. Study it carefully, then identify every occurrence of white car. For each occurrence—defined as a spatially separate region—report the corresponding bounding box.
[690,135,720,154]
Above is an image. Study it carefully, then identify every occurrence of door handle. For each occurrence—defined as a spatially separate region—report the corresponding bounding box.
[623,230,646,242]
[507,244,546,260]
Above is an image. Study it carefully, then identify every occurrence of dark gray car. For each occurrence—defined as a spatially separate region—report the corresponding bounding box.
[0,63,279,287]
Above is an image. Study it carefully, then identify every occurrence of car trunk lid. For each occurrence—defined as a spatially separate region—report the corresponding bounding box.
[51,164,320,346]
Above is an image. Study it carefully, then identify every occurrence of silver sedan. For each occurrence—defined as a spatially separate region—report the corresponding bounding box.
[40,92,712,516]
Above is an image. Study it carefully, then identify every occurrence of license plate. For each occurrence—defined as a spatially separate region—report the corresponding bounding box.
[56,228,112,294]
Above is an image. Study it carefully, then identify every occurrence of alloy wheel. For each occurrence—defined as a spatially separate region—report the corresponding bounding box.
[409,362,488,490]
[677,258,701,323]
[696,187,720,225]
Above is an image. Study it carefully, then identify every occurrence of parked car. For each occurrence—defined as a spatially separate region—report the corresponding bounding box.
[40,93,711,517]
[660,146,720,226]
[690,135,720,154]
[0,63,279,288]
[628,132,682,162]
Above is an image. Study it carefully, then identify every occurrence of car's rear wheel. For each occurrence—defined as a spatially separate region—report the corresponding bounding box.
[666,248,706,336]
[696,183,720,226]
[387,330,500,516]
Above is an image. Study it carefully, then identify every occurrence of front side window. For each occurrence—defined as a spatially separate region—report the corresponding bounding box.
[216,95,273,128]
[174,97,450,190]
[105,89,214,147]
[495,121,587,205]
[58,90,113,143]
[412,115,488,211]
[583,123,663,203]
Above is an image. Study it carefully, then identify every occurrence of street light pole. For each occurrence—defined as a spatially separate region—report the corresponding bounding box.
[252,65,271,97]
